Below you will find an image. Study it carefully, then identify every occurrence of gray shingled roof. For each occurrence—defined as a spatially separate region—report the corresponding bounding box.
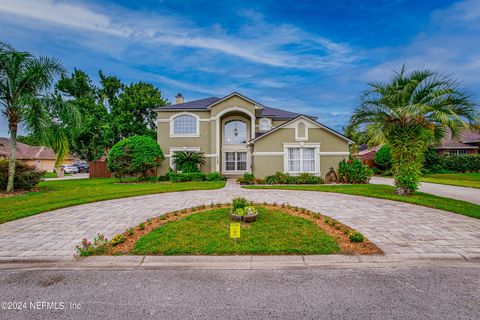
[160,97,221,110]
[157,96,313,120]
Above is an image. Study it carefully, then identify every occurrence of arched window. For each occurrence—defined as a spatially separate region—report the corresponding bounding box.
[172,114,198,135]
[224,120,247,144]
[260,118,270,131]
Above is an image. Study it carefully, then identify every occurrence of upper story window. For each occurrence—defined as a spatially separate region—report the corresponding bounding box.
[172,114,198,136]
[260,118,271,132]
[224,120,247,144]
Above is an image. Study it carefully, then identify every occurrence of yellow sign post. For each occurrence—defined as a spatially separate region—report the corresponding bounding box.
[230,223,240,245]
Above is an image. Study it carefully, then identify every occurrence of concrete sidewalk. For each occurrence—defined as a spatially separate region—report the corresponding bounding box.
[370,176,480,204]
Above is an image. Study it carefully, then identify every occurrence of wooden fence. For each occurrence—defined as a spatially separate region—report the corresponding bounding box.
[89,161,111,178]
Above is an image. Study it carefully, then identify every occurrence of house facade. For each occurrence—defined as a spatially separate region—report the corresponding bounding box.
[0,138,74,172]
[156,92,352,178]
[435,129,480,156]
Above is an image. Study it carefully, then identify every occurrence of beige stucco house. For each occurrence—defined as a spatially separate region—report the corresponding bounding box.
[0,137,74,172]
[156,92,352,178]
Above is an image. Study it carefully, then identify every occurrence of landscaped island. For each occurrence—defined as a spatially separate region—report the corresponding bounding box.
[76,199,381,257]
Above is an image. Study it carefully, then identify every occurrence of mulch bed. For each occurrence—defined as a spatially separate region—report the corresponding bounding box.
[106,203,382,255]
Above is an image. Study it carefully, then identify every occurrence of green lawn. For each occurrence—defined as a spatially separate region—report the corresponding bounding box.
[133,207,340,255]
[421,173,480,188]
[245,184,480,219]
[0,178,225,224]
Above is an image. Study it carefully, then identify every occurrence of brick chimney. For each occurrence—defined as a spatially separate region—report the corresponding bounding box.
[175,93,184,104]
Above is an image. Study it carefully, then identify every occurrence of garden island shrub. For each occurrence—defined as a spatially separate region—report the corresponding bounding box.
[264,172,324,184]
[108,135,164,180]
[338,157,373,184]
[348,231,365,243]
[0,160,43,190]
[232,197,251,210]
[111,234,126,246]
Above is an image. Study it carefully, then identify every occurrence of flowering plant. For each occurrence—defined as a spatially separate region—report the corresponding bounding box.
[75,234,108,258]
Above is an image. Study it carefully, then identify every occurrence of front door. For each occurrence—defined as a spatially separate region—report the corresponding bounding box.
[223,151,248,173]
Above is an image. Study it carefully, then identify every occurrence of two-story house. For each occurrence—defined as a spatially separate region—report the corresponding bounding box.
[156,92,352,178]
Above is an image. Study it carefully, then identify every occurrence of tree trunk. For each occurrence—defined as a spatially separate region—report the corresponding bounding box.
[6,122,17,193]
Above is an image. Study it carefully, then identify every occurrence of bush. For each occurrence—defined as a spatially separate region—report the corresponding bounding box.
[238,173,255,185]
[264,172,324,184]
[443,155,480,172]
[338,157,373,184]
[348,231,364,243]
[422,148,446,174]
[0,160,43,191]
[232,197,251,210]
[111,234,126,246]
[206,172,225,181]
[157,175,169,182]
[423,148,480,173]
[374,144,393,170]
[170,172,206,182]
[108,135,164,179]
[296,173,324,184]
[172,151,206,173]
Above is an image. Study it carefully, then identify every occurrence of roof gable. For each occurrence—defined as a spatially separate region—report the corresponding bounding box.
[250,115,353,144]
[206,92,264,110]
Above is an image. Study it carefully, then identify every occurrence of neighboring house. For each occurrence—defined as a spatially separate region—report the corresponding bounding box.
[436,129,480,156]
[358,145,381,167]
[156,92,352,178]
[358,128,480,167]
[0,137,74,172]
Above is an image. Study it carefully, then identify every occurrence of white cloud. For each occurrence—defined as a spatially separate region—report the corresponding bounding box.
[0,0,356,69]
[359,0,480,88]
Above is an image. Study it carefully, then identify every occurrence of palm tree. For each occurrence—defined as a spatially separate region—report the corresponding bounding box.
[342,123,365,155]
[172,151,206,173]
[350,67,478,195]
[0,42,65,192]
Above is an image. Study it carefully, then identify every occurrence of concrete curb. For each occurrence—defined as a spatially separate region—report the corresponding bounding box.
[0,253,478,271]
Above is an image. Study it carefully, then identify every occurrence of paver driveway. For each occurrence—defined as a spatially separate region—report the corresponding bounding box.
[1,181,479,260]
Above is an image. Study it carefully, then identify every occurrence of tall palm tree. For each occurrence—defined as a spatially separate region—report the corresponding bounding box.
[0,42,65,192]
[172,151,206,173]
[350,67,478,194]
[342,123,365,155]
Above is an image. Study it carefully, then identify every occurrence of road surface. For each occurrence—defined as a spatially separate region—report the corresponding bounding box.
[0,264,478,319]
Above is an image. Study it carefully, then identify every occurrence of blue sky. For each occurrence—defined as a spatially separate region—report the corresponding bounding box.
[1,0,479,137]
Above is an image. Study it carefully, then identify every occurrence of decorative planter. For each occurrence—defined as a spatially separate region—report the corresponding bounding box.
[230,213,258,223]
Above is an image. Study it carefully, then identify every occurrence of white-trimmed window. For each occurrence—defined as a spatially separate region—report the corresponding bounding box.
[224,151,248,172]
[259,118,271,131]
[287,147,316,173]
[171,114,198,136]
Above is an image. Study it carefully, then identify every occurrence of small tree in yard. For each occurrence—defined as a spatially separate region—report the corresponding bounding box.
[108,135,164,180]
[350,67,478,195]
[374,144,392,171]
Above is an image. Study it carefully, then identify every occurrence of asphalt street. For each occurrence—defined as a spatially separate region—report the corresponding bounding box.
[1,265,479,320]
